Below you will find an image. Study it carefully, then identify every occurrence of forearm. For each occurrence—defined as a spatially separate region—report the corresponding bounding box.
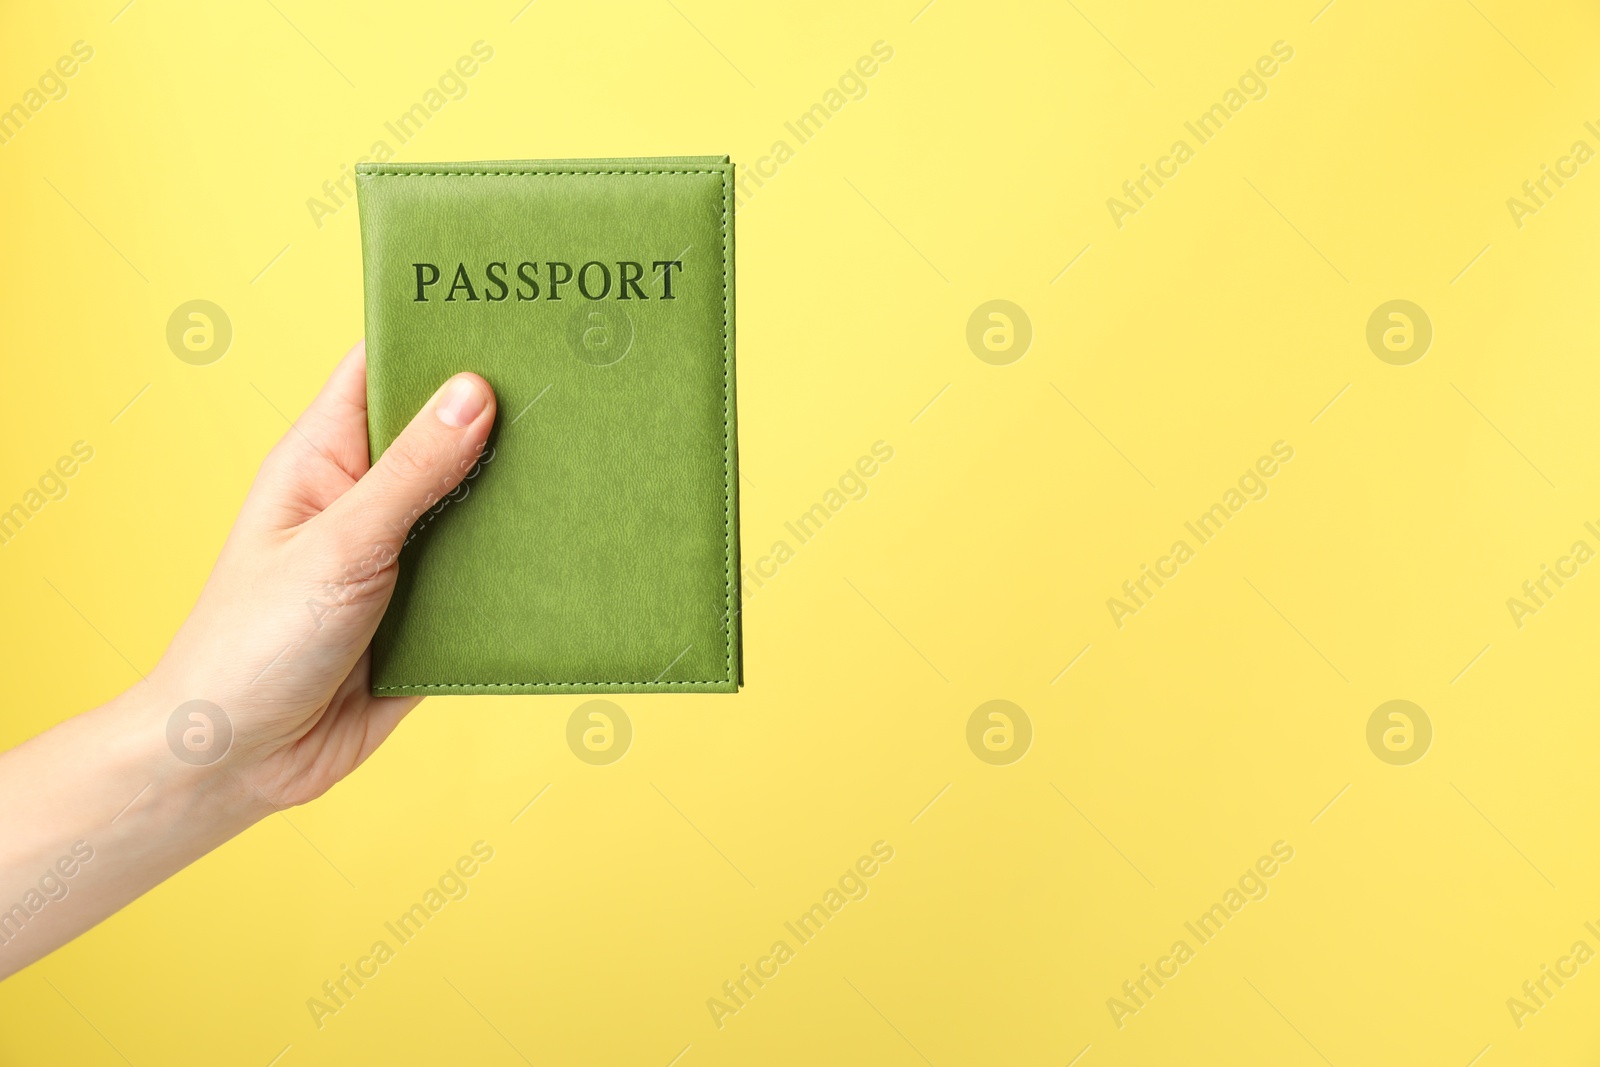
[0,678,266,978]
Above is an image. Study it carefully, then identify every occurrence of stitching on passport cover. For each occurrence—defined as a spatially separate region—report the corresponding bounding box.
[362,170,723,177]
[365,166,736,691]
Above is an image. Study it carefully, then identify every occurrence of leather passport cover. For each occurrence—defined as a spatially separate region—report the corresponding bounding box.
[355,157,740,695]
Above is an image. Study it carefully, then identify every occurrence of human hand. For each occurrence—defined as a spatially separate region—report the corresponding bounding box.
[0,341,495,980]
[149,341,496,812]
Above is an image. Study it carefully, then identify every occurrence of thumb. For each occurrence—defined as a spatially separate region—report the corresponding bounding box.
[319,372,496,557]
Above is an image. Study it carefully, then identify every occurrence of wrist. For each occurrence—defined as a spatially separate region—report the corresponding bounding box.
[111,671,275,835]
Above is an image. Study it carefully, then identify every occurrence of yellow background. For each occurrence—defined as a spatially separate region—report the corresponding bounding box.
[3,0,1599,1063]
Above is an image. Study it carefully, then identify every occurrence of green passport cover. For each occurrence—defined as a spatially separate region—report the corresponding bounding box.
[355,157,740,695]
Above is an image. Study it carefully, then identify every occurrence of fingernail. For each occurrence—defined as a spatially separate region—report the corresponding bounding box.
[436,376,486,428]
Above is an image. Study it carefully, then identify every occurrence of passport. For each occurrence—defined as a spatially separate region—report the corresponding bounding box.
[355,157,741,695]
